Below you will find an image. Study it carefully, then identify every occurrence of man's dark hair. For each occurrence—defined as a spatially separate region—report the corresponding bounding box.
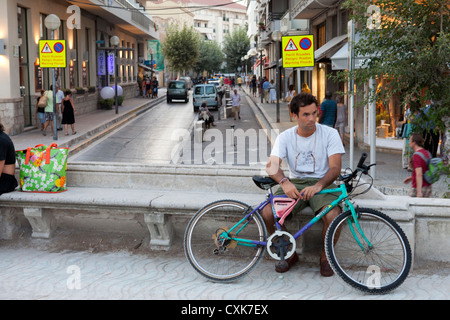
[290,92,318,115]
[410,133,424,147]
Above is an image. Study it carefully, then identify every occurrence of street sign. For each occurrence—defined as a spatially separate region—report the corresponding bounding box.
[282,35,314,68]
[39,40,66,68]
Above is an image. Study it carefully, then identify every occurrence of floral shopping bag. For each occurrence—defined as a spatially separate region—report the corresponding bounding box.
[15,143,69,193]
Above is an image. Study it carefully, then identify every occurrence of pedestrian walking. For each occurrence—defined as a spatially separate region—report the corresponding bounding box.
[319,91,337,127]
[61,90,77,136]
[251,76,257,97]
[263,78,270,103]
[269,80,276,103]
[403,133,432,198]
[55,84,64,131]
[285,85,296,122]
[334,96,347,145]
[231,88,241,120]
[36,90,46,132]
[152,76,158,98]
[42,86,54,136]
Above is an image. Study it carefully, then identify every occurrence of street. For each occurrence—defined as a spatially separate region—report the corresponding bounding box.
[70,89,271,167]
[70,94,197,164]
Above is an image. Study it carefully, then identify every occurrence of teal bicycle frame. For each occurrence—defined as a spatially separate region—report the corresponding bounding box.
[220,182,373,251]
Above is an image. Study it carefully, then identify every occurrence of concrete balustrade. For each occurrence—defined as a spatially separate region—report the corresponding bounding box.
[0,162,449,266]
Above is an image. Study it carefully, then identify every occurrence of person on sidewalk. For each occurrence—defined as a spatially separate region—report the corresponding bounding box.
[269,80,276,103]
[198,102,215,129]
[319,91,337,127]
[286,84,296,122]
[251,76,257,97]
[262,92,345,277]
[0,121,18,195]
[55,84,65,131]
[403,133,432,198]
[262,78,270,103]
[334,96,347,146]
[35,90,46,132]
[42,87,54,136]
[231,89,241,120]
[61,90,77,136]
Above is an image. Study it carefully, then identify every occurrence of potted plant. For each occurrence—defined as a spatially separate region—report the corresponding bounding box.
[75,87,85,94]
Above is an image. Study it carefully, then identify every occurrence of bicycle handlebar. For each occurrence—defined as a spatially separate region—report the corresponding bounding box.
[339,153,376,183]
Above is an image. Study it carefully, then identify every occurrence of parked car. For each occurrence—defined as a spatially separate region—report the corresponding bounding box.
[167,80,188,103]
[192,84,218,112]
[179,76,192,90]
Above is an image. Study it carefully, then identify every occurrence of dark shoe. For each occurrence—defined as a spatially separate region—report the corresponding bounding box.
[275,252,298,273]
[320,259,334,277]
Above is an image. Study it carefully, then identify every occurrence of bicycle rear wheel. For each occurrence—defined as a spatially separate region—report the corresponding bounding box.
[184,200,267,282]
[325,208,411,294]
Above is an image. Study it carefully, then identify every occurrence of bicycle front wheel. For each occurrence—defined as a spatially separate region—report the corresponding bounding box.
[184,200,267,282]
[325,208,411,294]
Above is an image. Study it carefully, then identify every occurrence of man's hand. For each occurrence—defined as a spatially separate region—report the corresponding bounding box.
[281,181,301,199]
[299,184,323,201]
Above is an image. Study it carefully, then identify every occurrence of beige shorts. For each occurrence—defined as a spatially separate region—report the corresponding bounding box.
[232,105,240,113]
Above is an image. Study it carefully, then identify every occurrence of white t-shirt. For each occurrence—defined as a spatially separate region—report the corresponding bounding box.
[271,124,345,179]
[231,92,240,106]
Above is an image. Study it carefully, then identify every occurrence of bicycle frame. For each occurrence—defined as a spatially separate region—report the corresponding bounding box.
[221,182,372,251]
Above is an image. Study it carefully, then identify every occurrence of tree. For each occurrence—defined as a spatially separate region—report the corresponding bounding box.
[339,0,449,130]
[193,39,224,76]
[161,23,200,75]
[222,28,250,73]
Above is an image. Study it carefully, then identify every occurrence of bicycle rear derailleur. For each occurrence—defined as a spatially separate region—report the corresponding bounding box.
[266,231,296,261]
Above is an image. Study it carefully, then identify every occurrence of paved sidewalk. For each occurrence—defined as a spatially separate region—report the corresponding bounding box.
[0,239,449,300]
[12,89,167,152]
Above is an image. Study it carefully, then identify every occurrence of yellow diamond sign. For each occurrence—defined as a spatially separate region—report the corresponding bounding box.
[39,40,66,68]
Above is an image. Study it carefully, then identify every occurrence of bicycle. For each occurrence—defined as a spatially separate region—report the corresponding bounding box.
[184,153,412,294]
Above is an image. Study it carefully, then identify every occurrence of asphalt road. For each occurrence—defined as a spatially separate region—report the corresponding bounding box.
[71,89,271,167]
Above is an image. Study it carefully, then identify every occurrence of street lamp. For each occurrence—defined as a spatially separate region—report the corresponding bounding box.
[110,35,120,114]
[44,14,61,141]
[272,30,282,123]
[257,43,265,103]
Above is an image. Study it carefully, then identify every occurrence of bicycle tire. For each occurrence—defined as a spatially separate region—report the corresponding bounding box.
[325,208,411,294]
[184,199,267,282]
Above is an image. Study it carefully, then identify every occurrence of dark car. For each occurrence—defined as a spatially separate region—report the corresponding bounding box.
[167,80,188,103]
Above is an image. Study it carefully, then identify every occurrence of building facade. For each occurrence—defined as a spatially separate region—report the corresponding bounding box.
[0,0,158,135]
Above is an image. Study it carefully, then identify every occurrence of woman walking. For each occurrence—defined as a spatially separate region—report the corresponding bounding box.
[61,90,77,135]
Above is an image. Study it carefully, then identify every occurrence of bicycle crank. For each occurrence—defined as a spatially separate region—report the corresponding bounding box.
[266,230,296,261]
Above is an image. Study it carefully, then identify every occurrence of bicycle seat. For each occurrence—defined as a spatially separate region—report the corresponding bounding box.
[252,175,277,190]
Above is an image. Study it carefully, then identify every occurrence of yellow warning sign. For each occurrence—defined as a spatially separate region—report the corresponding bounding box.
[39,40,66,68]
[282,35,314,68]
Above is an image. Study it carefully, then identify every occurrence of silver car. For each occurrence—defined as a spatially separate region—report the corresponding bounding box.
[192,84,218,112]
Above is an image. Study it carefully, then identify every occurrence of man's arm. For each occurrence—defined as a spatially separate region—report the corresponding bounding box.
[415,167,424,197]
[266,155,302,199]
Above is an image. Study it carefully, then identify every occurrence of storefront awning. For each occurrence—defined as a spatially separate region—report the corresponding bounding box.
[314,34,347,61]
[138,64,153,72]
[330,33,371,70]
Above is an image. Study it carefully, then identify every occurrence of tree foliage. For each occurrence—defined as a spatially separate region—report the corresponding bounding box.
[193,39,224,76]
[222,28,250,73]
[336,0,449,128]
[161,23,200,75]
